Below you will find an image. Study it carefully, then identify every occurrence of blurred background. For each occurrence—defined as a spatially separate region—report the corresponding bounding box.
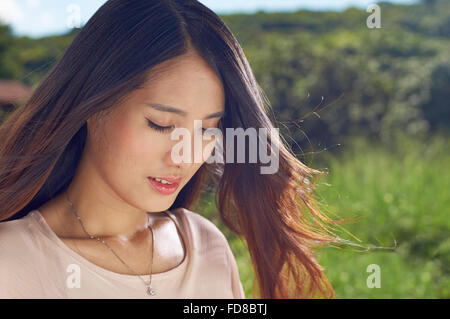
[0,0,448,298]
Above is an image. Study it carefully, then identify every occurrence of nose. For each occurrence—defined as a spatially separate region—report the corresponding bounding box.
[165,121,213,169]
[164,148,191,171]
[164,131,196,171]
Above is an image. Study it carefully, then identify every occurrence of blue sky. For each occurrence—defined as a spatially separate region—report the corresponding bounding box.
[1,0,418,38]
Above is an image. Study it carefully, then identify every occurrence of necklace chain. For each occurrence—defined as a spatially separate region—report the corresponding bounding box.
[64,190,156,296]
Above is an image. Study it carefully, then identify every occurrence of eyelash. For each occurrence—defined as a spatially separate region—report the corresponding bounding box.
[146,118,208,134]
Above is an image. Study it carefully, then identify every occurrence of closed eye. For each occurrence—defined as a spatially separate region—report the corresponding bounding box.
[146,118,174,133]
[146,118,209,134]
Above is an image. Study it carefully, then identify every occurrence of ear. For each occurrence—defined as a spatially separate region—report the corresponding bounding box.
[86,113,97,126]
[86,116,94,133]
[86,115,100,139]
[86,113,100,130]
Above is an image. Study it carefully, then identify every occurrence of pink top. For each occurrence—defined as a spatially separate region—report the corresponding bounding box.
[0,208,245,299]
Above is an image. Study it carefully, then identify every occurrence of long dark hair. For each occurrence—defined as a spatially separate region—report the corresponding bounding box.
[0,0,347,298]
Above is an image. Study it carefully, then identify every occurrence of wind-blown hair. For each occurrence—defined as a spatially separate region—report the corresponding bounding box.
[0,0,346,298]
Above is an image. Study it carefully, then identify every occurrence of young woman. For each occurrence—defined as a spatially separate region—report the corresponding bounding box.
[0,0,343,299]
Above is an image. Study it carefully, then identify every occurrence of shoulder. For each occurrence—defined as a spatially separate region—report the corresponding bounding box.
[173,208,245,298]
[170,207,229,252]
[0,216,31,252]
[0,212,41,262]
[0,213,45,297]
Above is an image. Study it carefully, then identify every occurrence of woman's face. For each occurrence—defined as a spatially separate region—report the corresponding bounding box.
[85,52,225,212]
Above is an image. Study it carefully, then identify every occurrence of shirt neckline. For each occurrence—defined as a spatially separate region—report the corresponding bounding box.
[28,209,189,281]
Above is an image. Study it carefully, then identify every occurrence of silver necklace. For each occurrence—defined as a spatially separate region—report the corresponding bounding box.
[64,190,156,296]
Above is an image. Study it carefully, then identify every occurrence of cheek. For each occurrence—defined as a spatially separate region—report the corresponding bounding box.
[113,125,165,169]
[117,126,146,158]
[97,117,159,174]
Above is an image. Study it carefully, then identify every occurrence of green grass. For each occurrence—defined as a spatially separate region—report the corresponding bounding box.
[193,131,450,298]
[314,132,450,298]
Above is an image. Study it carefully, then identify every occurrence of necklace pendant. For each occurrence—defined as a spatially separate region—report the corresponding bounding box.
[147,285,156,296]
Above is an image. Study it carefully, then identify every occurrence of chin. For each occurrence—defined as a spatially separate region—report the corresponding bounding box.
[146,202,174,213]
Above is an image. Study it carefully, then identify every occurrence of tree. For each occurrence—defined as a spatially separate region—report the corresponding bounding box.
[0,22,15,78]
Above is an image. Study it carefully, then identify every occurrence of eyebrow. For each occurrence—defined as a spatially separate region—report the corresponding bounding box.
[145,103,224,119]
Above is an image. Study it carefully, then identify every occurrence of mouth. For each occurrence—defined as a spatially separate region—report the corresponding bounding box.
[147,176,182,195]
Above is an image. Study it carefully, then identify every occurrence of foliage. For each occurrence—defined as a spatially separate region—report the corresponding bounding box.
[0,0,448,299]
[1,1,448,147]
[195,132,450,298]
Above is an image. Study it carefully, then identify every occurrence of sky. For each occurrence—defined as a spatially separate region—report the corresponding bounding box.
[0,0,418,38]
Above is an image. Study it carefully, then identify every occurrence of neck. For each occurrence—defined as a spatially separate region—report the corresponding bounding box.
[64,189,149,240]
[57,157,150,240]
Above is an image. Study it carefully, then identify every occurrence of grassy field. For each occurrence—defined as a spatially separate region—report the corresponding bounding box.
[193,132,449,298]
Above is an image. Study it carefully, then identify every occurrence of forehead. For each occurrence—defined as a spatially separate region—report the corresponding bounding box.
[136,53,225,115]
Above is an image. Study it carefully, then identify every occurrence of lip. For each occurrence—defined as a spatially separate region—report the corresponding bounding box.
[150,176,182,184]
[147,176,181,195]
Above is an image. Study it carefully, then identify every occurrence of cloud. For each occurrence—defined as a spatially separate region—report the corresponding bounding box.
[26,0,41,9]
[38,11,55,29]
[0,0,24,25]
